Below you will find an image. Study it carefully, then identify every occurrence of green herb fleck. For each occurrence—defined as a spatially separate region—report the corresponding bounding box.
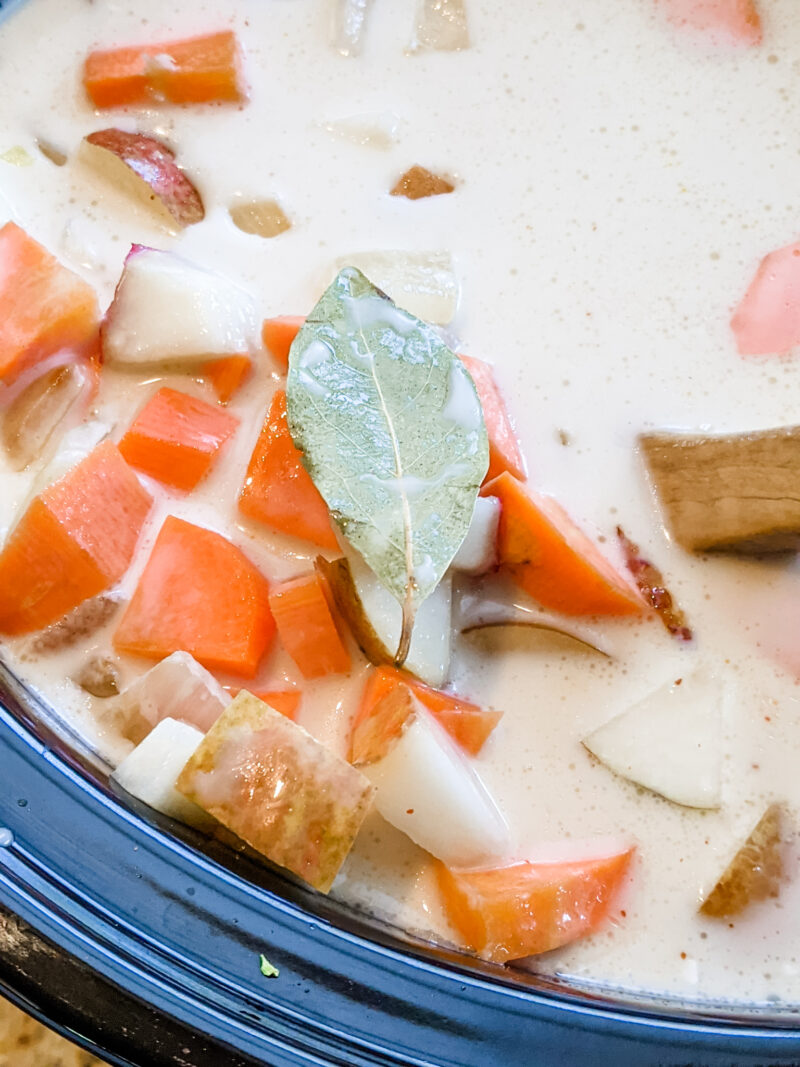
[259,953,279,979]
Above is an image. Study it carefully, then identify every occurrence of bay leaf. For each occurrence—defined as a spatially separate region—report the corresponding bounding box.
[287,267,488,663]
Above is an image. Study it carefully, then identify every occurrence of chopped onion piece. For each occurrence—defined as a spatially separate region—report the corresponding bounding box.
[332,0,373,56]
[408,0,470,53]
[332,250,459,324]
[322,112,401,150]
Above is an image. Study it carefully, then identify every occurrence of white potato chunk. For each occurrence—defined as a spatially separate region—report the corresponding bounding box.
[363,704,509,867]
[112,717,214,830]
[583,671,724,809]
[103,247,257,365]
[451,495,499,574]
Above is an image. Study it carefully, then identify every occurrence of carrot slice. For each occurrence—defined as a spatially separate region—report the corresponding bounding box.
[0,441,152,634]
[202,355,252,403]
[269,572,351,678]
[657,0,762,45]
[350,665,502,760]
[118,386,239,491]
[0,222,99,389]
[114,515,275,678]
[84,30,246,109]
[459,354,526,483]
[224,687,301,721]
[485,472,644,617]
[436,848,635,963]
[238,389,339,549]
[262,316,304,370]
[731,240,800,356]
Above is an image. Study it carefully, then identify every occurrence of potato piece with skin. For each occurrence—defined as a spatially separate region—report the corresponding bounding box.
[112,718,215,831]
[640,426,800,553]
[701,805,785,918]
[177,692,375,892]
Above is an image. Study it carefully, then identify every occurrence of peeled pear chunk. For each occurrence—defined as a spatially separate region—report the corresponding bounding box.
[102,247,257,366]
[112,717,214,830]
[451,495,499,575]
[332,250,459,324]
[321,552,452,686]
[106,651,229,744]
[177,691,375,892]
[582,671,723,809]
[640,426,800,553]
[360,694,509,868]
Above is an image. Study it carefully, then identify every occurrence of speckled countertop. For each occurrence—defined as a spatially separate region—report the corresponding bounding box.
[0,996,104,1066]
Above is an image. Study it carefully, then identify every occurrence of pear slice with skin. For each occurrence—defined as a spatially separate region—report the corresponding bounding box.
[583,671,724,809]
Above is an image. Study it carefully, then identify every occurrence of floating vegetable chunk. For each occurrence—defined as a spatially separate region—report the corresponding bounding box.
[107,651,230,743]
[112,718,215,831]
[114,516,275,678]
[459,354,526,483]
[701,805,784,918]
[353,686,509,867]
[201,355,252,403]
[331,0,374,56]
[229,199,291,238]
[583,672,723,809]
[238,389,339,550]
[73,654,120,698]
[390,165,454,200]
[119,386,239,491]
[731,240,800,356]
[0,221,99,388]
[177,691,375,892]
[409,0,470,52]
[331,252,459,325]
[262,316,304,370]
[246,689,301,722]
[486,472,644,616]
[318,554,453,686]
[616,526,691,641]
[640,426,800,553]
[657,0,762,47]
[287,267,487,664]
[322,112,400,150]
[436,848,635,964]
[103,247,256,365]
[451,496,500,574]
[269,571,351,678]
[0,442,152,635]
[31,594,119,655]
[81,130,205,230]
[351,665,502,760]
[84,30,246,108]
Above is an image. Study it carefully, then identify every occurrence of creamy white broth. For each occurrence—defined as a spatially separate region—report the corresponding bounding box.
[2,0,800,1006]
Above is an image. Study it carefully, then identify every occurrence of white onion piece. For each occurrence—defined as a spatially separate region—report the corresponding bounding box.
[332,0,374,56]
[408,0,470,53]
[363,705,509,867]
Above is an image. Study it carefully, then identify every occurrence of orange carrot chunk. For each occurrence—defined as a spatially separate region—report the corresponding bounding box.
[114,515,275,678]
[202,355,252,403]
[460,354,526,483]
[436,848,635,963]
[118,386,239,491]
[238,389,339,550]
[84,30,246,109]
[224,687,301,721]
[262,316,304,370]
[0,441,152,635]
[485,472,644,617]
[0,222,99,389]
[269,572,351,679]
[350,666,502,761]
[657,0,761,46]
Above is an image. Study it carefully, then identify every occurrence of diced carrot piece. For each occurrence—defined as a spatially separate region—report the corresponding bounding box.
[269,572,351,678]
[731,240,800,356]
[436,848,635,963]
[238,389,339,550]
[118,386,239,491]
[485,473,644,617]
[460,354,526,483]
[262,316,304,370]
[0,441,152,634]
[114,515,275,678]
[83,30,246,109]
[224,686,301,721]
[658,0,762,45]
[0,222,99,389]
[350,665,502,760]
[202,355,252,403]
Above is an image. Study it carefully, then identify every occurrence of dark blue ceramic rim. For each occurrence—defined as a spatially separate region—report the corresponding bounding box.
[2,662,800,1067]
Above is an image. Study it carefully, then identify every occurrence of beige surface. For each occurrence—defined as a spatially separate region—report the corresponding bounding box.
[0,996,104,1066]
